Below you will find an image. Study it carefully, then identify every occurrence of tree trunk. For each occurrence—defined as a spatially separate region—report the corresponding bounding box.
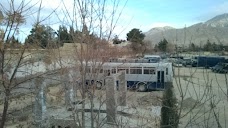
[81,91,85,128]
[90,97,94,128]
[0,89,10,128]
[81,78,86,128]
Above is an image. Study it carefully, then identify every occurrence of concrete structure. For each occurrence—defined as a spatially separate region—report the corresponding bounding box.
[45,70,129,127]
[117,71,127,106]
[105,76,117,124]
[63,72,75,108]
[33,77,47,127]
[49,118,76,128]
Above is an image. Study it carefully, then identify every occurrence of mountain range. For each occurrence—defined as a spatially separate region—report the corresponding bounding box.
[144,13,228,46]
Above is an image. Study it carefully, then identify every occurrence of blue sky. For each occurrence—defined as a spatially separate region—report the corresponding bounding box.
[1,0,228,41]
[121,0,228,31]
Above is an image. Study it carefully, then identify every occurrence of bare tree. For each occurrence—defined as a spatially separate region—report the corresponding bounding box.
[0,0,58,127]
[0,1,33,127]
[43,0,129,127]
[165,26,228,128]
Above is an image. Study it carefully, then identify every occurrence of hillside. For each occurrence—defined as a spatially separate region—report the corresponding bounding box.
[144,13,228,46]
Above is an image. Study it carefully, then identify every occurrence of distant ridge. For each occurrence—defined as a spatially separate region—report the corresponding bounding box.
[144,13,228,46]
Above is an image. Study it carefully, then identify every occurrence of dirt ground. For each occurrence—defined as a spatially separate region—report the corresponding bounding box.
[1,84,163,128]
[173,67,228,128]
[2,66,228,127]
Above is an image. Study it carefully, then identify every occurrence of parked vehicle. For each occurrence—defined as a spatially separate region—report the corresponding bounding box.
[211,63,228,73]
[173,59,183,67]
[211,63,223,72]
[144,55,161,63]
[218,65,228,73]
[85,62,173,91]
[182,58,197,67]
[196,56,225,68]
[182,58,191,66]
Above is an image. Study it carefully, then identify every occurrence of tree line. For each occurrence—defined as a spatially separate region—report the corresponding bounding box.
[124,28,170,54]
[188,39,228,52]
[124,28,228,53]
[1,24,100,49]
[24,24,101,48]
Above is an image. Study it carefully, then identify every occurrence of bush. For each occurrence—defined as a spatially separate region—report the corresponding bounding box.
[17,115,29,122]
[160,84,179,128]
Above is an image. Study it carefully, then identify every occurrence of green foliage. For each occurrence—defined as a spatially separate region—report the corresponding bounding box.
[188,43,204,52]
[113,35,125,44]
[0,29,4,44]
[203,40,225,52]
[66,25,98,44]
[160,85,179,128]
[189,43,195,51]
[126,28,145,53]
[0,10,3,23]
[189,40,227,52]
[127,28,145,43]
[158,38,168,52]
[113,35,121,44]
[57,25,73,43]
[203,40,213,51]
[6,36,21,48]
[25,25,58,48]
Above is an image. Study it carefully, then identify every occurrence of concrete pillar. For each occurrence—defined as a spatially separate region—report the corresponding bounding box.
[105,76,117,124]
[64,72,75,108]
[34,77,47,127]
[70,69,78,99]
[117,71,127,106]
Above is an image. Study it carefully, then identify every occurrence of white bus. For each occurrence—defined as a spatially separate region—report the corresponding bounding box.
[85,62,173,91]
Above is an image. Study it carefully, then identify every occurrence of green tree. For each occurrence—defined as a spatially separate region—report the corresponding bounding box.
[113,35,121,44]
[203,39,213,51]
[68,25,96,44]
[25,25,57,48]
[218,43,224,51]
[8,36,20,48]
[160,85,179,128]
[0,10,3,23]
[158,38,168,52]
[189,43,196,51]
[127,28,145,42]
[57,25,73,43]
[126,28,145,53]
[212,42,218,51]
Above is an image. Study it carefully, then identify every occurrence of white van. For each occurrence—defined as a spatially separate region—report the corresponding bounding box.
[144,55,161,63]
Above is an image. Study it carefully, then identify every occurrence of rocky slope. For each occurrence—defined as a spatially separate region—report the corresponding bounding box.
[144,13,228,46]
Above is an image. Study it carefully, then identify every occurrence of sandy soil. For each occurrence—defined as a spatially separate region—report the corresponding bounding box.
[2,66,228,128]
[173,67,228,128]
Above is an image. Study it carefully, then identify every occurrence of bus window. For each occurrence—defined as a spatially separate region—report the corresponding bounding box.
[117,67,129,74]
[112,68,116,74]
[103,69,110,75]
[130,67,142,74]
[126,69,129,74]
[86,66,91,73]
[104,69,108,73]
[92,68,96,73]
[92,68,102,73]
[144,67,155,74]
